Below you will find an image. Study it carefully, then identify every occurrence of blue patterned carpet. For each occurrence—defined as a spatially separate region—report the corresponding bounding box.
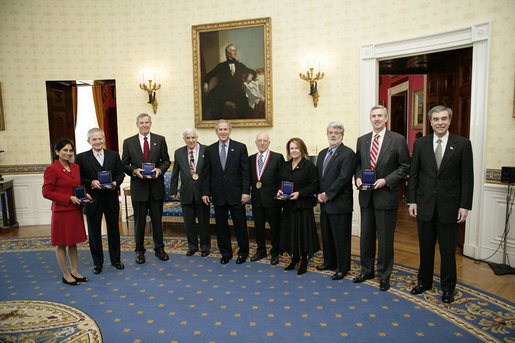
[0,236,513,342]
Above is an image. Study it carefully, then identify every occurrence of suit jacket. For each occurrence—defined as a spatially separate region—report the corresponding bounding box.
[201,139,250,206]
[75,149,125,216]
[318,144,357,214]
[203,60,256,96]
[355,130,410,210]
[121,133,171,202]
[407,133,473,223]
[249,151,284,208]
[42,161,82,212]
[170,144,207,205]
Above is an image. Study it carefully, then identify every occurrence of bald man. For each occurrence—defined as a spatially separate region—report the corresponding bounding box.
[249,133,285,265]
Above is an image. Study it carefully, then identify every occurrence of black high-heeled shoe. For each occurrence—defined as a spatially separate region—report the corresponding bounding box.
[62,277,79,286]
[297,258,308,275]
[284,257,299,270]
[71,274,89,283]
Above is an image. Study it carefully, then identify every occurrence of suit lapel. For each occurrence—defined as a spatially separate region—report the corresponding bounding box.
[423,135,438,173]
[375,131,392,168]
[132,135,145,163]
[438,134,456,174]
[324,144,343,177]
[362,133,372,168]
[197,144,205,172]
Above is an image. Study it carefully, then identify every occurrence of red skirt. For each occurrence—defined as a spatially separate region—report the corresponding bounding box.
[51,209,87,246]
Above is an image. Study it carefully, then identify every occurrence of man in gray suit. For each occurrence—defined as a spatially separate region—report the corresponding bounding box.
[170,128,211,257]
[408,105,473,303]
[353,105,410,291]
[122,113,171,264]
[316,122,357,280]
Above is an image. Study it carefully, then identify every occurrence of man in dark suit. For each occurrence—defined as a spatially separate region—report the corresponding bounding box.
[75,128,125,274]
[353,105,410,291]
[121,113,171,264]
[249,132,284,265]
[170,128,211,257]
[408,105,473,303]
[202,44,256,120]
[316,122,357,280]
[202,119,250,264]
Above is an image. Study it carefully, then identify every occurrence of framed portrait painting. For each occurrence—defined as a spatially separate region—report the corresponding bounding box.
[412,88,425,130]
[192,17,272,128]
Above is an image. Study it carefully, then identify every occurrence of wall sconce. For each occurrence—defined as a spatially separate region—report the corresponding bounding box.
[299,67,324,108]
[139,71,161,114]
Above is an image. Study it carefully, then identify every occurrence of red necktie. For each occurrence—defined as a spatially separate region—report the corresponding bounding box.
[370,133,379,170]
[143,136,150,163]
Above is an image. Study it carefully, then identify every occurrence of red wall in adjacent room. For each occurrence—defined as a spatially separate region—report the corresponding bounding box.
[379,75,425,153]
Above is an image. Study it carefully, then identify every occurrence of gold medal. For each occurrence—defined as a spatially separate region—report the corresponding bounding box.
[192,173,199,180]
[256,181,262,189]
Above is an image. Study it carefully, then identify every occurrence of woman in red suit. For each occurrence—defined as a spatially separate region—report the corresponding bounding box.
[42,139,90,286]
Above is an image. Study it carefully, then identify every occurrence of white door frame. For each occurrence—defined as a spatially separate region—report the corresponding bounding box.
[359,22,490,259]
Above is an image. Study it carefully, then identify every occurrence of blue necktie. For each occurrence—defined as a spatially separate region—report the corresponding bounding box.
[220,144,227,170]
[322,149,333,176]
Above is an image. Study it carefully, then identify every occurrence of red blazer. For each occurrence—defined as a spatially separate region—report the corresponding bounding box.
[42,160,83,212]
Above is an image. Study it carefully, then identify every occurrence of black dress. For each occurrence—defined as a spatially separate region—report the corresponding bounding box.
[279,158,320,258]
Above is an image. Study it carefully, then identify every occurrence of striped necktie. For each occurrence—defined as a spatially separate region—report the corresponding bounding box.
[370,134,380,170]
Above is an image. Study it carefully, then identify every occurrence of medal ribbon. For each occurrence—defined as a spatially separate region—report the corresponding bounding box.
[256,150,271,182]
[189,144,199,174]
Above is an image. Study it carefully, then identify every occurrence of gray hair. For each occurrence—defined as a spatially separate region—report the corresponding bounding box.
[370,105,388,117]
[428,105,453,121]
[136,113,151,123]
[225,44,236,57]
[182,128,198,137]
[215,119,232,130]
[87,128,105,140]
[326,122,344,135]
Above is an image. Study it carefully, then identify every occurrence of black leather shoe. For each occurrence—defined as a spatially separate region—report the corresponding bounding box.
[442,291,454,303]
[410,284,431,295]
[136,252,145,264]
[236,256,247,264]
[353,273,374,283]
[220,256,231,264]
[250,252,266,262]
[380,279,390,291]
[155,248,169,261]
[186,250,197,256]
[332,272,345,280]
[62,277,79,286]
[71,274,89,282]
[93,266,102,274]
[270,256,279,265]
[201,251,210,257]
[316,264,336,271]
[113,262,124,270]
[297,259,308,275]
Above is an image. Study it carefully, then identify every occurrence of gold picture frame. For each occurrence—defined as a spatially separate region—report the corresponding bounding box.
[0,83,5,130]
[412,88,425,130]
[192,17,272,128]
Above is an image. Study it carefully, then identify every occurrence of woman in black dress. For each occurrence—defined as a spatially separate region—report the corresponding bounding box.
[278,137,320,275]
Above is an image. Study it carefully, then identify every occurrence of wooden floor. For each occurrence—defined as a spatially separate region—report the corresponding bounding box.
[2,209,514,303]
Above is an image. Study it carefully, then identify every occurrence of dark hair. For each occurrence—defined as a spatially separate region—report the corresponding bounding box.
[53,139,75,161]
[286,137,310,160]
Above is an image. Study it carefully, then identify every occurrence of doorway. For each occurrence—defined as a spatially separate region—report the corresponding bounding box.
[359,22,490,260]
[46,80,118,159]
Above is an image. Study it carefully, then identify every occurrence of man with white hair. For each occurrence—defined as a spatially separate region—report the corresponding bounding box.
[75,128,125,274]
[170,128,211,257]
[249,132,284,265]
